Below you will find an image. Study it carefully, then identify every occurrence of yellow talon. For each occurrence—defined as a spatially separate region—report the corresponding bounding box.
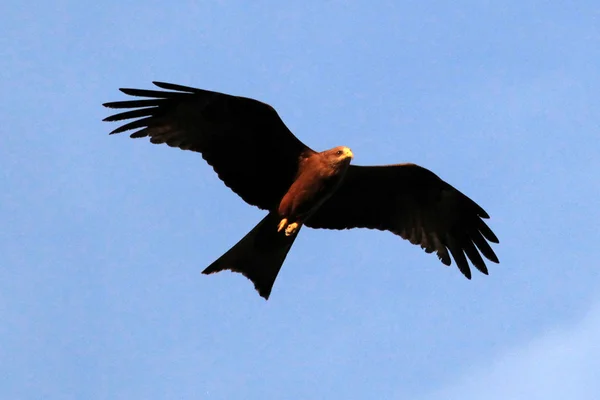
[285,222,299,236]
[277,218,288,233]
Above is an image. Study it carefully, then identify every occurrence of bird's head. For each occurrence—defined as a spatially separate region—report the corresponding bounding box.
[319,146,354,176]
[328,146,354,164]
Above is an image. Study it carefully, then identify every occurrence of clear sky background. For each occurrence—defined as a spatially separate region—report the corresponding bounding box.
[1,1,599,399]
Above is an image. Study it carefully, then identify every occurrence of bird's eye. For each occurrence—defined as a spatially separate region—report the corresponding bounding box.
[336,150,343,156]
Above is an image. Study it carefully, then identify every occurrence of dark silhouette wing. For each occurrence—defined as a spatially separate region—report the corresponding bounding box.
[306,164,499,278]
[103,82,314,210]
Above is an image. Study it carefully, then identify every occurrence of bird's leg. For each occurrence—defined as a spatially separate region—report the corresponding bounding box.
[277,218,288,233]
[285,222,300,236]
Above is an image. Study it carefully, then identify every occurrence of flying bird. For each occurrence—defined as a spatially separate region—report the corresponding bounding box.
[103,82,499,299]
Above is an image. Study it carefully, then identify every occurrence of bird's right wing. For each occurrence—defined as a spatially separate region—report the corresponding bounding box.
[103,82,314,210]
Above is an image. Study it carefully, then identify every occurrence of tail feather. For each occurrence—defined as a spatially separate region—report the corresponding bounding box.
[202,211,300,299]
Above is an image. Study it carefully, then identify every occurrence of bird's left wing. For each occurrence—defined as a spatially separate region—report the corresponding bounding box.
[305,164,499,278]
[103,82,314,210]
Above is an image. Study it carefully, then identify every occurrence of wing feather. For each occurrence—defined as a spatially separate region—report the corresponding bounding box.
[306,163,499,278]
[103,82,314,210]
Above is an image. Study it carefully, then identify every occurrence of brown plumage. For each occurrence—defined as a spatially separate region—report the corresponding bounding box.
[103,81,499,299]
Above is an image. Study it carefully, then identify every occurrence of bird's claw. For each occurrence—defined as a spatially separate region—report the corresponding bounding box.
[285,222,299,236]
[277,218,300,236]
[277,218,288,233]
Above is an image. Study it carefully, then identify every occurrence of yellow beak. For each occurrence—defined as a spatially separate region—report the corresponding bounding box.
[343,147,354,159]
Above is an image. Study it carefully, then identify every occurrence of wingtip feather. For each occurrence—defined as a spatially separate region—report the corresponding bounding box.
[152,81,203,93]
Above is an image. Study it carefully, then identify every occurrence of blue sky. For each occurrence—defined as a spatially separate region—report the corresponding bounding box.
[1,1,599,399]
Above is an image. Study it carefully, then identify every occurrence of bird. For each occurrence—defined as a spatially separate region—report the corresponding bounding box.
[103,81,499,299]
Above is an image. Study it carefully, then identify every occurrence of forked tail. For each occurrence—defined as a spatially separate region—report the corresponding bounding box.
[202,211,301,299]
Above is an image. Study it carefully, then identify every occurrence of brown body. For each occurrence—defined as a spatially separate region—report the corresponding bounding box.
[277,147,353,236]
[104,82,500,300]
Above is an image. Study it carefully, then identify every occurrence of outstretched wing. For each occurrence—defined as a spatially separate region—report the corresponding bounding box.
[306,164,499,278]
[103,82,314,210]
